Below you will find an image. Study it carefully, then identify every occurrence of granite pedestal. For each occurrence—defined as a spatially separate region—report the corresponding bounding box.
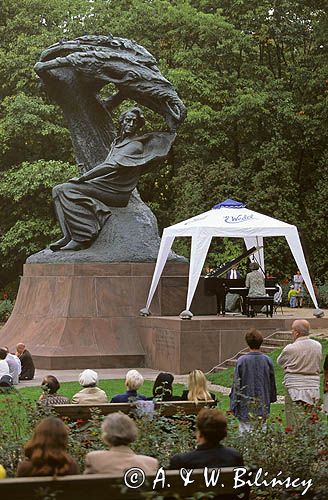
[0,262,215,369]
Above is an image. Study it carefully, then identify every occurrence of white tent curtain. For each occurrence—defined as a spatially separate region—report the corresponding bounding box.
[186,232,212,310]
[145,232,175,311]
[285,231,318,308]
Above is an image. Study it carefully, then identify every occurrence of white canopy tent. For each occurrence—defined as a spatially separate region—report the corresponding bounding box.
[141,199,323,318]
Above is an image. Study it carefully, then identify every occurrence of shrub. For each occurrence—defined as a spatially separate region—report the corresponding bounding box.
[0,393,327,498]
[226,407,328,499]
[0,299,13,322]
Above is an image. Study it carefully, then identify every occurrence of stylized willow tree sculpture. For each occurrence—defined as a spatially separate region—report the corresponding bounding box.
[31,34,186,261]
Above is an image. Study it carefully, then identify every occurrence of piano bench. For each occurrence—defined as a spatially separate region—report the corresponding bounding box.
[245,296,274,318]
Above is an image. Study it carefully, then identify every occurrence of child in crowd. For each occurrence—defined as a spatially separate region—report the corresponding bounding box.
[288,285,299,308]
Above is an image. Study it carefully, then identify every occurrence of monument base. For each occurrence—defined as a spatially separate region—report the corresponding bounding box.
[0,262,214,369]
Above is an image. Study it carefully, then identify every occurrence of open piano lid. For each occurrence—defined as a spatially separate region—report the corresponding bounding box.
[205,246,262,278]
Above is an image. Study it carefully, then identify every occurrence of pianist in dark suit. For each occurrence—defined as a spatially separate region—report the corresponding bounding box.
[225,266,242,312]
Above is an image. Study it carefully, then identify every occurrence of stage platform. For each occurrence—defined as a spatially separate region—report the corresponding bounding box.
[1,260,326,374]
[137,313,328,374]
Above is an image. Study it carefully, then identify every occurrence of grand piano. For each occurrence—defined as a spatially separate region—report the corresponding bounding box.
[204,247,277,315]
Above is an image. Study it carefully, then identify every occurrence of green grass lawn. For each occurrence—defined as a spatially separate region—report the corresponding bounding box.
[207,338,328,396]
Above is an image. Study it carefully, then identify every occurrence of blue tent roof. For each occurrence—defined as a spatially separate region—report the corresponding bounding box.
[212,199,245,209]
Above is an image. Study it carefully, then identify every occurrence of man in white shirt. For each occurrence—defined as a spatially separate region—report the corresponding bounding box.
[2,347,21,384]
[226,266,241,279]
[277,319,322,427]
[0,348,10,378]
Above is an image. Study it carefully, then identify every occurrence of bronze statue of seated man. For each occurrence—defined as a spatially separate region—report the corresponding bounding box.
[50,107,175,251]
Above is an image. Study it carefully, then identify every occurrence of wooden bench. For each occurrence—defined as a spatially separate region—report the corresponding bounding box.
[0,468,253,499]
[245,296,274,317]
[51,400,216,420]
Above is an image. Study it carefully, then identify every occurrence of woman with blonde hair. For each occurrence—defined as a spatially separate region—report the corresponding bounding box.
[181,369,215,403]
[17,417,79,476]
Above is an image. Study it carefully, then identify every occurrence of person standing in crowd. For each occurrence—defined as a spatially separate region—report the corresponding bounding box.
[72,369,107,404]
[169,408,243,468]
[230,329,277,433]
[111,369,147,403]
[2,346,21,384]
[84,413,158,475]
[0,348,9,378]
[17,417,79,476]
[277,320,322,427]
[16,343,35,380]
[293,270,304,307]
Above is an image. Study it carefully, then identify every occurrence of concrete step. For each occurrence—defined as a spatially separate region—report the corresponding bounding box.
[260,345,279,353]
[270,331,291,340]
[223,359,238,367]
[263,338,291,347]
[210,366,227,373]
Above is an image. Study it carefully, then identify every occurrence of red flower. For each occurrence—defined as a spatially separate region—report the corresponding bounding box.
[284,426,293,433]
[318,450,328,456]
[309,413,319,424]
[2,292,8,300]
[75,419,86,428]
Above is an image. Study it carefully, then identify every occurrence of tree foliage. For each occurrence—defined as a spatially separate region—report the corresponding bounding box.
[0,0,328,291]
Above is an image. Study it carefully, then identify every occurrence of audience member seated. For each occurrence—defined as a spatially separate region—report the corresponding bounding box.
[38,375,70,406]
[180,369,215,403]
[0,374,14,388]
[169,408,243,468]
[72,369,107,404]
[2,346,21,384]
[16,416,79,476]
[246,262,266,297]
[245,262,267,317]
[0,348,9,378]
[111,369,147,403]
[150,372,180,401]
[16,343,35,380]
[84,412,158,475]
